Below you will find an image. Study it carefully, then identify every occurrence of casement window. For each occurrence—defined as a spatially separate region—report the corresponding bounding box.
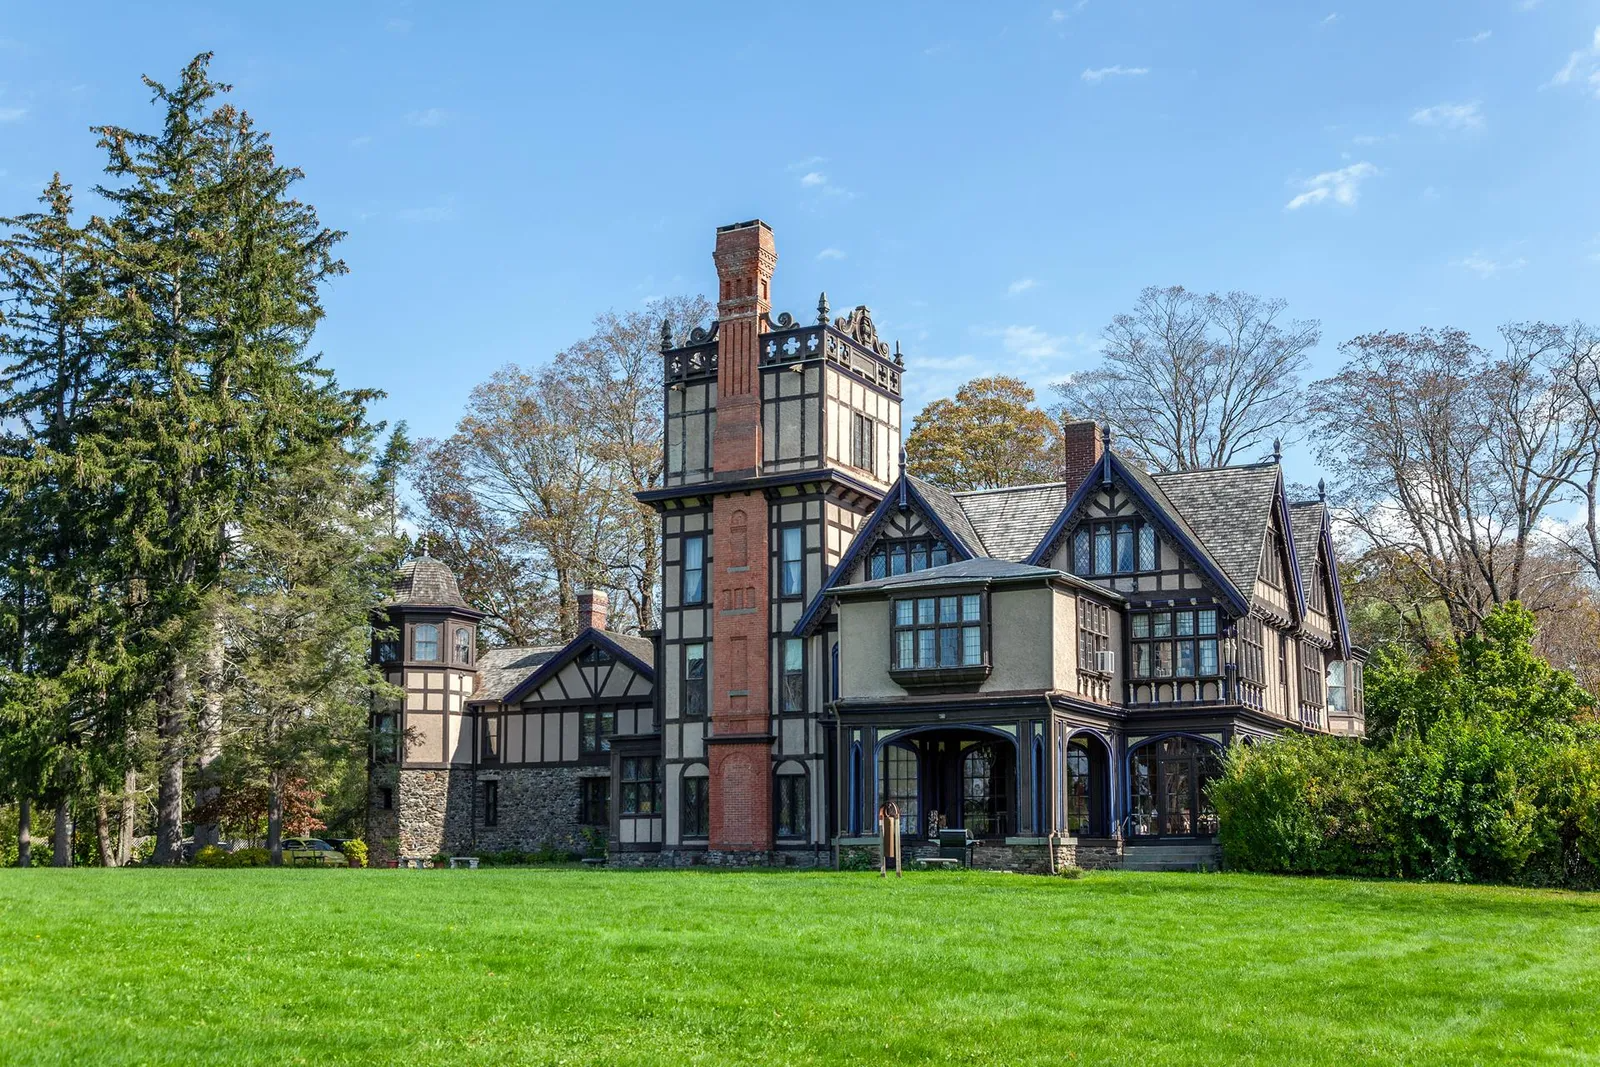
[482,781,499,827]
[682,534,707,605]
[1065,739,1091,834]
[1300,642,1325,707]
[1308,559,1328,613]
[481,715,500,763]
[1129,736,1221,837]
[891,593,984,670]
[452,627,472,665]
[681,775,709,837]
[1130,608,1220,679]
[375,635,400,663]
[578,708,616,755]
[780,638,805,713]
[779,526,804,598]
[683,643,707,718]
[962,745,1008,837]
[884,745,919,835]
[1072,519,1158,577]
[412,623,440,661]
[1237,617,1266,683]
[1261,529,1284,588]
[578,777,609,826]
[620,757,660,814]
[1326,660,1348,712]
[1077,598,1112,675]
[775,773,808,838]
[868,538,949,580]
[851,413,876,474]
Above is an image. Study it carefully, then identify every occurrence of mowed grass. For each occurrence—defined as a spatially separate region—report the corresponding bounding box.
[0,869,1596,1066]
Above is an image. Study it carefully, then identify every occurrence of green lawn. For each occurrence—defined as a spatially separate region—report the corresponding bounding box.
[0,869,1596,1066]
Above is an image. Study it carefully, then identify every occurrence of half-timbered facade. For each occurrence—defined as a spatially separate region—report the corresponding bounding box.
[371,218,1365,872]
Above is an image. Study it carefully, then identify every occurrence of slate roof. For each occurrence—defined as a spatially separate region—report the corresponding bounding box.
[954,482,1074,562]
[905,474,987,556]
[388,556,473,611]
[1289,501,1327,577]
[471,644,563,704]
[1150,464,1282,596]
[605,632,656,668]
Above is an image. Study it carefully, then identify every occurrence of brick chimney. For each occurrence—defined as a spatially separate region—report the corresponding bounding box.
[1062,419,1104,490]
[710,220,776,479]
[576,588,609,633]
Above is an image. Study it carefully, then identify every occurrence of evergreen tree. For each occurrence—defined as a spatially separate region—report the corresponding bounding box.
[86,54,350,862]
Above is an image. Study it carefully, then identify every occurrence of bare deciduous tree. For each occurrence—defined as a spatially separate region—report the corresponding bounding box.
[1053,286,1318,471]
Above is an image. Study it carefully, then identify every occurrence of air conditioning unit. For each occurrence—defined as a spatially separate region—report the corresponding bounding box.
[1095,650,1116,675]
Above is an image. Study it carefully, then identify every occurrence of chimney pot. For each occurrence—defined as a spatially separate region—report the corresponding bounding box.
[576,588,609,633]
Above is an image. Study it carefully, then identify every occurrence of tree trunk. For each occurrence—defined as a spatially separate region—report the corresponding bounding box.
[267,768,284,867]
[117,765,136,867]
[52,800,71,867]
[96,791,115,867]
[17,796,31,868]
[193,608,225,848]
[153,659,189,865]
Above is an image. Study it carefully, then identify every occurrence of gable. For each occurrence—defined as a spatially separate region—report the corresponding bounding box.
[502,629,655,707]
[1251,497,1303,624]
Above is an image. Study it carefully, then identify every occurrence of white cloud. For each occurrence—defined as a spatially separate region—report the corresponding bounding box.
[386,18,412,32]
[1410,101,1484,130]
[996,325,1067,359]
[1456,252,1527,278]
[1460,30,1492,44]
[349,134,373,148]
[1051,9,1066,21]
[1050,1,1088,21]
[406,107,450,127]
[787,155,825,171]
[0,106,24,122]
[816,247,846,261]
[1545,27,1600,98]
[800,172,827,187]
[1422,186,1441,201]
[797,169,854,198]
[1518,0,1543,10]
[1081,65,1149,83]
[397,198,458,223]
[1319,13,1339,28]
[1007,278,1039,296]
[1285,161,1379,210]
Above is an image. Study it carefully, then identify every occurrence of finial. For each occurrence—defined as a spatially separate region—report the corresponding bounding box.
[897,443,909,509]
[817,291,830,325]
[1272,438,1283,464]
[1318,478,1327,502]
[659,318,672,353]
[1100,423,1113,486]
[894,339,904,368]
[420,532,431,558]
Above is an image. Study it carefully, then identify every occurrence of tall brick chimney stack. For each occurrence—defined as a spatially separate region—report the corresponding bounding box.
[1062,419,1104,491]
[710,220,776,478]
[576,588,608,633]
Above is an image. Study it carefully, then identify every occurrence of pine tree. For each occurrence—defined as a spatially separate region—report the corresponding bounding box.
[87,54,350,863]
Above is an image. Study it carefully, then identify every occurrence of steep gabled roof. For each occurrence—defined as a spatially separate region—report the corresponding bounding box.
[1150,464,1283,597]
[471,644,564,704]
[1290,500,1351,655]
[474,628,655,707]
[905,474,988,557]
[955,482,1074,563]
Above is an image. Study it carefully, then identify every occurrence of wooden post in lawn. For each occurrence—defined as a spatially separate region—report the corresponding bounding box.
[878,801,901,878]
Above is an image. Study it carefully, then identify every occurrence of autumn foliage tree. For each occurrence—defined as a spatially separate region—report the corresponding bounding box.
[904,376,1063,490]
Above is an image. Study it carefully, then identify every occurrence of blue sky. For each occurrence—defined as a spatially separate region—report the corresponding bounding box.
[3,1,1599,485]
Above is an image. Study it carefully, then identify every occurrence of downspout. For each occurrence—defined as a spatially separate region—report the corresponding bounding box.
[1043,697,1058,876]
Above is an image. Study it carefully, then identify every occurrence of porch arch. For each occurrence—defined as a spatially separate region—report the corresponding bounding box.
[1125,733,1224,839]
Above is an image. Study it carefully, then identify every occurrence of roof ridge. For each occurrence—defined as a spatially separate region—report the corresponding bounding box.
[951,480,1071,498]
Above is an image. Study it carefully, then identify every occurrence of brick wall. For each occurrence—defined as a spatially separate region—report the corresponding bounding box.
[1062,419,1103,491]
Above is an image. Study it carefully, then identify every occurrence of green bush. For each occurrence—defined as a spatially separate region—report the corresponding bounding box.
[194,845,229,868]
[341,839,368,868]
[226,848,271,868]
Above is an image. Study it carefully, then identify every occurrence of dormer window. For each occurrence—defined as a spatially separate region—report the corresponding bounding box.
[1261,529,1284,588]
[413,623,440,661]
[868,538,949,580]
[1308,559,1327,613]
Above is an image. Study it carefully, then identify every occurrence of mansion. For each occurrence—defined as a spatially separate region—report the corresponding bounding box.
[368,219,1366,872]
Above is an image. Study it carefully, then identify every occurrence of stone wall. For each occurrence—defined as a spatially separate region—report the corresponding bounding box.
[395,768,475,858]
[473,766,606,855]
[632,847,829,870]
[366,773,400,867]
[838,837,1083,875]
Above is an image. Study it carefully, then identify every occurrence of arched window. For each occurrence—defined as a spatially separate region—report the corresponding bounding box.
[413,623,439,661]
[1065,740,1091,834]
[1129,736,1222,837]
[884,744,919,836]
[962,743,1008,837]
[453,627,472,665]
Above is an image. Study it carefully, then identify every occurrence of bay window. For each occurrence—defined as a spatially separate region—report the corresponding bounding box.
[1130,607,1220,679]
[891,593,984,671]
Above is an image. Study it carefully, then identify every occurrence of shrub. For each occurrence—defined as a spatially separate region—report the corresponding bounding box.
[341,839,368,868]
[226,848,271,868]
[194,845,229,868]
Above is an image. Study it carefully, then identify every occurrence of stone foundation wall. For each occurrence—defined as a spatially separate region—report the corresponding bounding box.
[627,847,829,870]
[473,766,606,855]
[839,837,1091,875]
[395,768,476,858]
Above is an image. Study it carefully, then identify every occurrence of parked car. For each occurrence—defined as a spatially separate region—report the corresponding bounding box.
[278,838,348,867]
[318,837,356,852]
